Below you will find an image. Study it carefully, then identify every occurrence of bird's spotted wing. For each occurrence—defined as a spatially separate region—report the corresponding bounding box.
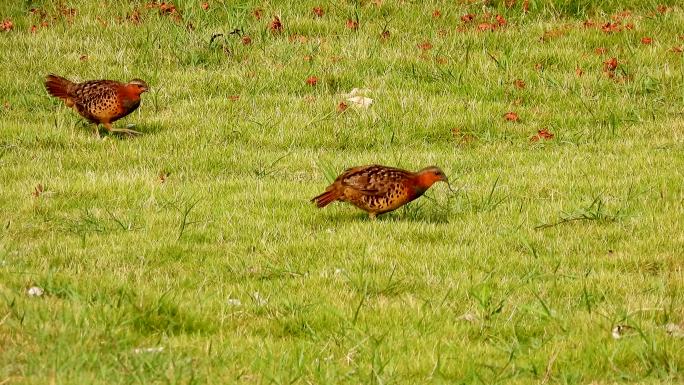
[72,80,119,105]
[339,165,412,196]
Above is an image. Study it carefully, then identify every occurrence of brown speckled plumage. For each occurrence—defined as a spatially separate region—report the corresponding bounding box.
[311,164,448,218]
[45,74,148,136]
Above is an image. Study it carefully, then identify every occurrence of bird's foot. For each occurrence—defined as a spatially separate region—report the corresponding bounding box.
[110,127,142,136]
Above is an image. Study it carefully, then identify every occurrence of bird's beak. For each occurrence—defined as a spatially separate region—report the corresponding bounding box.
[442,175,457,194]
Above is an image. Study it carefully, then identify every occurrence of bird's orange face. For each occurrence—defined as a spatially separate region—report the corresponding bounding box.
[416,167,448,190]
[126,79,149,96]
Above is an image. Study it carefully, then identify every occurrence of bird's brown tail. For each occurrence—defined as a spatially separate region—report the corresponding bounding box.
[44,74,74,100]
[311,189,340,208]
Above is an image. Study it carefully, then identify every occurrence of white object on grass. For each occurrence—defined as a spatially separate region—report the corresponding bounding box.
[456,313,478,322]
[665,323,684,338]
[253,292,267,306]
[227,298,242,306]
[133,347,164,354]
[27,286,44,297]
[612,324,632,339]
[342,88,373,108]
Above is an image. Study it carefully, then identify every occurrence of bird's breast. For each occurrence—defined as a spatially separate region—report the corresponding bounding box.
[121,98,140,112]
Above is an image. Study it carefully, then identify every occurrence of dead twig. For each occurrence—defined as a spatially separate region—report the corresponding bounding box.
[541,349,559,384]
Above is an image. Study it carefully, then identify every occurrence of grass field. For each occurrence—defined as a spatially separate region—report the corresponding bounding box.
[1,0,683,383]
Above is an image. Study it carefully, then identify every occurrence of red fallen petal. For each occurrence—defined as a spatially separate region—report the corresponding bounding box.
[504,112,519,121]
[603,57,618,71]
[337,101,348,113]
[531,128,554,142]
[306,76,318,86]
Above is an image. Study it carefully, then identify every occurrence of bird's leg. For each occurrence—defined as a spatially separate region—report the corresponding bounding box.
[103,122,113,134]
[104,122,142,136]
[93,124,101,138]
[368,212,377,220]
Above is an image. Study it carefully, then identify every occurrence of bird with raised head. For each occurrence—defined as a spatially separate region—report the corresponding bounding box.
[311,164,449,219]
[44,74,148,137]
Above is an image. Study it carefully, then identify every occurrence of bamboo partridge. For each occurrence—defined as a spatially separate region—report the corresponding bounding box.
[45,74,148,136]
[311,164,448,219]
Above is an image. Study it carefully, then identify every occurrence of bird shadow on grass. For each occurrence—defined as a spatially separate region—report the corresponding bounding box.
[88,122,165,138]
[313,207,452,225]
[395,206,453,224]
